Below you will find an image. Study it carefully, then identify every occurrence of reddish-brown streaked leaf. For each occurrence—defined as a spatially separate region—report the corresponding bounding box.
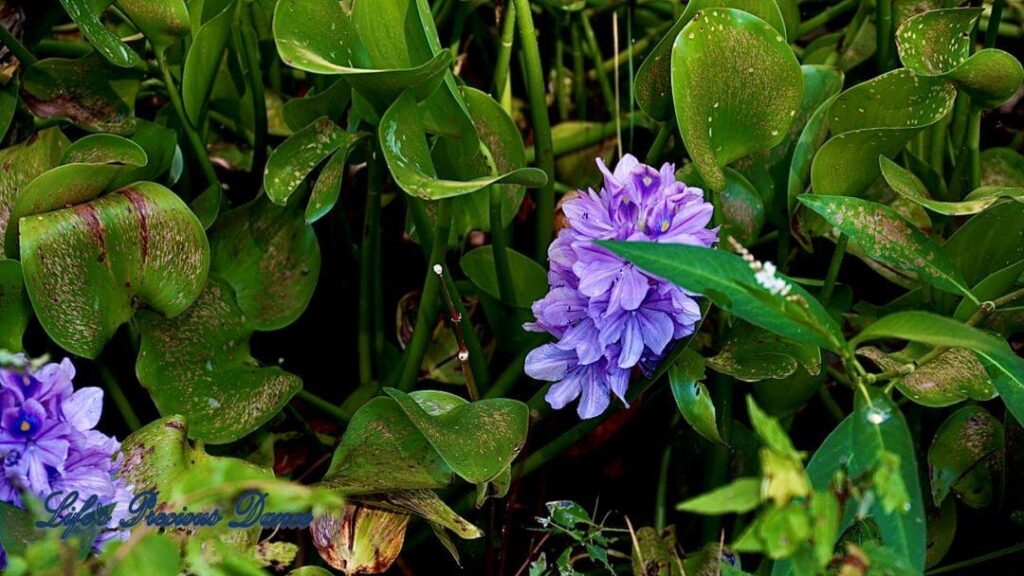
[0,127,68,255]
[928,405,1003,506]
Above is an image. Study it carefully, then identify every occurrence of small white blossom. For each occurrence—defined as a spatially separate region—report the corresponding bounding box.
[754,261,792,296]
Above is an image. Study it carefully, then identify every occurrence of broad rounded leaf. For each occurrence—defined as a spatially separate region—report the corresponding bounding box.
[380,91,546,200]
[21,182,209,358]
[928,405,1002,505]
[945,49,1024,109]
[209,194,321,331]
[182,0,235,126]
[668,348,723,444]
[797,195,974,299]
[980,148,1024,187]
[460,245,547,308]
[58,0,141,68]
[857,346,994,407]
[136,278,302,444]
[115,0,191,50]
[0,127,69,255]
[284,79,351,132]
[119,415,191,493]
[708,323,821,382]
[671,8,802,191]
[810,69,955,197]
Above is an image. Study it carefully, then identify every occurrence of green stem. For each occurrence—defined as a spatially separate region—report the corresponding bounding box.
[512,0,556,262]
[926,542,1024,575]
[654,425,675,531]
[586,20,671,81]
[646,122,673,165]
[483,344,533,399]
[967,109,982,191]
[579,12,617,119]
[97,364,141,431]
[296,390,350,423]
[493,2,517,100]
[398,199,453,391]
[571,21,587,117]
[157,51,220,188]
[526,113,648,162]
[437,271,487,400]
[554,18,569,121]
[0,23,36,66]
[700,372,733,542]
[358,152,382,388]
[876,0,894,72]
[239,6,268,174]
[796,0,859,37]
[821,233,848,306]
[984,0,1006,48]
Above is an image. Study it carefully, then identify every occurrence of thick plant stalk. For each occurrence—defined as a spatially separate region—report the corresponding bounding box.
[579,12,617,119]
[0,24,36,65]
[157,51,220,188]
[876,0,894,71]
[239,5,268,174]
[493,2,516,101]
[512,0,556,263]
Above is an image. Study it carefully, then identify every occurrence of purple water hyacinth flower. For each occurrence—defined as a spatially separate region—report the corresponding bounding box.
[524,154,717,419]
[0,358,130,566]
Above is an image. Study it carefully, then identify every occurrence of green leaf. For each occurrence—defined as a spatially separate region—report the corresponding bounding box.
[209,194,321,330]
[942,201,1024,286]
[264,117,348,205]
[58,0,141,68]
[668,348,724,444]
[366,489,482,539]
[136,277,302,444]
[601,241,845,351]
[981,147,1024,187]
[284,78,351,132]
[850,392,926,571]
[945,49,1024,109]
[928,405,1002,506]
[21,54,142,135]
[0,501,38,558]
[857,346,994,407]
[380,91,547,200]
[708,323,821,382]
[671,8,802,191]
[797,195,975,300]
[881,155,1024,214]
[0,79,19,147]
[306,134,367,224]
[460,245,547,308]
[635,0,789,121]
[681,165,764,245]
[383,387,528,485]
[851,311,1024,427]
[954,260,1024,322]
[21,182,209,358]
[115,0,191,51]
[788,92,840,250]
[119,415,192,493]
[182,0,236,126]
[0,127,69,256]
[677,477,763,514]
[810,69,955,198]
[0,260,30,352]
[110,120,179,189]
[108,534,182,576]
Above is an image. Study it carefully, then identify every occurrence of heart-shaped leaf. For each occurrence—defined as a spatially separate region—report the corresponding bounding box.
[21,182,209,358]
[601,241,845,352]
[58,0,142,68]
[881,156,1024,214]
[383,387,528,485]
[0,260,29,352]
[380,91,547,200]
[136,278,302,443]
[263,116,349,205]
[928,405,1002,505]
[668,348,723,444]
[115,0,191,52]
[635,0,789,121]
[708,323,821,382]
[209,194,321,330]
[810,69,955,198]
[798,195,975,299]
[182,0,235,126]
[0,127,69,255]
[670,8,802,191]
[857,346,994,407]
[21,54,142,134]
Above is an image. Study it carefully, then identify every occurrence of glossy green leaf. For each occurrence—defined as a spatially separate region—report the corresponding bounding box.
[671,8,802,191]
[136,278,302,444]
[851,311,1024,426]
[383,387,528,485]
[108,534,182,576]
[460,245,547,309]
[21,54,142,134]
[264,117,347,205]
[681,164,764,245]
[601,241,844,351]
[954,260,1024,322]
[980,147,1024,187]
[380,91,546,200]
[798,195,975,299]
[0,260,29,352]
[708,323,821,382]
[635,0,788,121]
[810,69,955,197]
[110,120,178,189]
[928,405,1002,505]
[21,182,209,358]
[209,194,320,331]
[0,127,69,256]
[58,0,141,68]
[788,92,840,250]
[857,346,994,407]
[306,135,365,225]
[115,0,191,50]
[669,348,723,444]
[925,497,957,569]
[283,78,351,132]
[118,415,191,493]
[182,0,236,126]
[766,65,845,171]
[881,156,1024,214]
[677,477,763,514]
[942,201,1024,285]
[945,49,1024,109]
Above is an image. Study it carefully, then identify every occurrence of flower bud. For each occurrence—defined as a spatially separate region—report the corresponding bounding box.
[310,504,410,574]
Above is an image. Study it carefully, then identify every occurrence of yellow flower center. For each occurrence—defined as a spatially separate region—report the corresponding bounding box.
[660,219,670,232]
[20,420,31,432]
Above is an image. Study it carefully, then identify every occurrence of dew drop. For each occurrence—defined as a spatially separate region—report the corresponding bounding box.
[866,406,890,425]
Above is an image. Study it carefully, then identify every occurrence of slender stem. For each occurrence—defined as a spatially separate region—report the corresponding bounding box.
[654,427,674,531]
[570,22,587,118]
[586,20,671,81]
[240,6,268,174]
[967,109,982,191]
[819,386,846,422]
[97,364,141,431]
[700,373,733,542]
[984,0,1006,48]
[487,148,518,306]
[483,345,532,399]
[512,0,556,263]
[796,0,859,37]
[358,153,381,388]
[399,199,453,391]
[0,23,36,66]
[579,12,617,119]
[435,266,482,401]
[526,113,648,162]
[493,2,517,100]
[157,51,220,188]
[876,0,894,72]
[926,542,1024,575]
[554,19,569,121]
[821,234,848,306]
[646,123,673,165]
[296,390,350,423]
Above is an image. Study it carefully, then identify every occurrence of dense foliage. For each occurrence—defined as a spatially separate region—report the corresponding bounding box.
[0,0,1022,574]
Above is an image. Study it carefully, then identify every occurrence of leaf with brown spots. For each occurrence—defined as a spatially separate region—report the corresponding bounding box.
[58,0,142,68]
[262,116,362,208]
[20,182,208,358]
[0,127,68,256]
[115,0,190,52]
[21,54,142,135]
[670,8,803,191]
[857,346,994,408]
[798,195,975,300]
[708,322,821,383]
[928,405,1003,506]
[0,260,29,351]
[136,277,302,444]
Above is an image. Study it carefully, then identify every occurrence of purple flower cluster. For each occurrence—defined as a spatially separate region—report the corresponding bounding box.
[0,358,130,563]
[524,155,717,419]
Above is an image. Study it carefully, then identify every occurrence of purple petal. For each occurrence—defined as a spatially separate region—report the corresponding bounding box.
[612,265,649,311]
[62,388,104,431]
[618,317,645,369]
[576,372,611,419]
[637,309,674,356]
[525,344,576,382]
[545,377,583,410]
